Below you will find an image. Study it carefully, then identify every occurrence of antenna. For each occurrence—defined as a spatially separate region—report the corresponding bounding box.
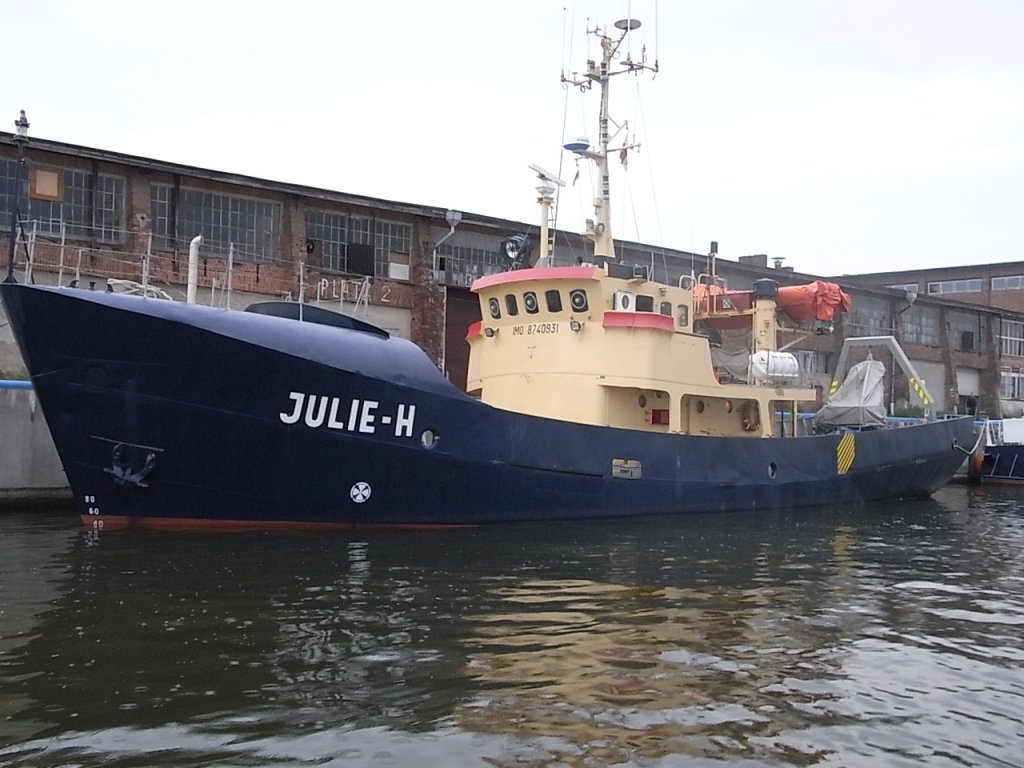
[560,18,656,260]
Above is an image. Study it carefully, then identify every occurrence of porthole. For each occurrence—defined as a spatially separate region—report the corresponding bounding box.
[524,291,539,314]
[767,462,777,479]
[569,289,588,312]
[488,297,501,319]
[696,400,705,414]
[421,429,438,448]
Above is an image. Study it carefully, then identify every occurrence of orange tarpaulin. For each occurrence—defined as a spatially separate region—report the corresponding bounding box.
[693,280,851,324]
[776,281,852,322]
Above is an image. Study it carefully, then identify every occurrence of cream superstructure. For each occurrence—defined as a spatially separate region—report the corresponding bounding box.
[467,265,819,438]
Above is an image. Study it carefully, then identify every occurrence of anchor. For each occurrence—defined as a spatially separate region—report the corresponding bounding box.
[104,442,157,487]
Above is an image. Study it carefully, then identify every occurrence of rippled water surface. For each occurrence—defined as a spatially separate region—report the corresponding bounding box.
[1,484,1023,767]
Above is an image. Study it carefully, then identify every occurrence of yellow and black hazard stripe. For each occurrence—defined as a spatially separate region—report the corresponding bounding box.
[836,432,856,474]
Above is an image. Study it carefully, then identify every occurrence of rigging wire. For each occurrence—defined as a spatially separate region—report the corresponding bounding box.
[554,3,576,261]
[633,77,663,246]
[654,0,659,70]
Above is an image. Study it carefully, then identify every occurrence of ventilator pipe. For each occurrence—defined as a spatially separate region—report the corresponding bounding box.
[186,234,203,304]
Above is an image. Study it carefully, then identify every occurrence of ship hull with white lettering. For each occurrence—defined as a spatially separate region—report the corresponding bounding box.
[1,281,975,529]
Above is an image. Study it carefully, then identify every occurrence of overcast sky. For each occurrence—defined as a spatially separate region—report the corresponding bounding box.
[6,0,1023,276]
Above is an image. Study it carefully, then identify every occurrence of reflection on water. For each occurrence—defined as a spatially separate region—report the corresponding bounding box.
[1,485,1022,766]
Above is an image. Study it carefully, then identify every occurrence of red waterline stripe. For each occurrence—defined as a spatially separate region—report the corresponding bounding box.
[80,516,474,532]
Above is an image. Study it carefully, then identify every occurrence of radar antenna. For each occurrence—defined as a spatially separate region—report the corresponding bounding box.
[528,164,565,263]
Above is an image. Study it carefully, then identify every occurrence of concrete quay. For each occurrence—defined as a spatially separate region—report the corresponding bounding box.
[0,382,70,504]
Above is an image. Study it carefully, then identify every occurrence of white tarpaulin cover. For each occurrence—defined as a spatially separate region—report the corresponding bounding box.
[814,359,887,430]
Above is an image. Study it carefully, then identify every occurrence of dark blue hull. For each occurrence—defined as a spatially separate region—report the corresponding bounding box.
[979,444,1024,483]
[1,281,977,528]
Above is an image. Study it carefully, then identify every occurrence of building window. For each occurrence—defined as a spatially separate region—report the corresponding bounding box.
[375,219,411,278]
[948,309,981,353]
[992,275,1024,291]
[435,230,507,286]
[94,175,125,243]
[321,215,413,278]
[151,184,281,261]
[927,278,982,295]
[1001,367,1024,400]
[151,183,174,246]
[436,243,503,284]
[0,159,16,231]
[1,161,125,242]
[887,283,919,292]
[847,295,890,336]
[305,209,348,272]
[1000,320,1024,358]
[898,304,940,346]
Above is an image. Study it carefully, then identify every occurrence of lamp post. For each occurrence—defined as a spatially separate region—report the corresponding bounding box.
[5,110,29,283]
[431,209,461,376]
[431,209,461,274]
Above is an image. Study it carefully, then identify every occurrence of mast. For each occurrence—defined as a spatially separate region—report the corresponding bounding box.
[562,19,657,260]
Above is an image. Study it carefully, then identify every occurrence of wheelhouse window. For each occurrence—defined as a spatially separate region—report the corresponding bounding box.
[505,294,519,316]
[545,290,563,312]
[676,304,689,328]
[524,291,540,314]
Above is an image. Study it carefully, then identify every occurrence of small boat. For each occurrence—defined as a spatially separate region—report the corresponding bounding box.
[970,418,1024,482]
[1,19,976,529]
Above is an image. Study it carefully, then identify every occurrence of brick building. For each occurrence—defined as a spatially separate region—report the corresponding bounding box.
[4,130,1024,418]
[836,263,1024,416]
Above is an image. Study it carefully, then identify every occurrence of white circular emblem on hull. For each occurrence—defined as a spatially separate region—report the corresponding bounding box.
[350,482,372,503]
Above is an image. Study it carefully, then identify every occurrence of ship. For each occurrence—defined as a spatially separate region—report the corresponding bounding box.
[1,19,976,529]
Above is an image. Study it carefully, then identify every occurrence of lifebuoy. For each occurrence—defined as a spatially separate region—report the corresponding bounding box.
[741,400,761,432]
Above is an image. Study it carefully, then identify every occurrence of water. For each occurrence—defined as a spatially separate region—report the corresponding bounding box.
[1,486,1022,768]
